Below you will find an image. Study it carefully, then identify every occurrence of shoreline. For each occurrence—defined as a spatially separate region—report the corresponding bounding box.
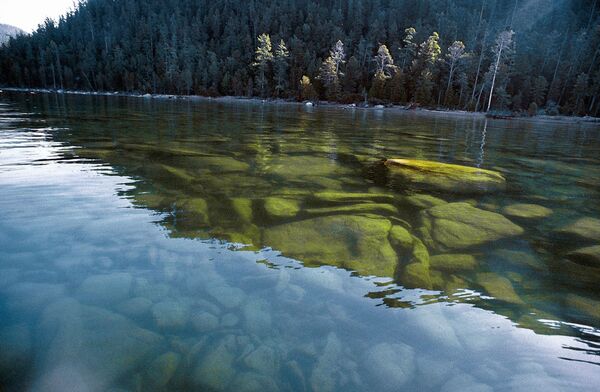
[2,86,599,125]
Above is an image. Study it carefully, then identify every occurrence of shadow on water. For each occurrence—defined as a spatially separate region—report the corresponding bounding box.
[1,92,600,391]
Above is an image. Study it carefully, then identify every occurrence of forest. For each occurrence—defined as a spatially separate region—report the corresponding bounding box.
[0,0,599,116]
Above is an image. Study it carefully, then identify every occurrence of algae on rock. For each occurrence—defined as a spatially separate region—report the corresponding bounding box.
[556,217,600,243]
[385,158,506,194]
[430,254,478,272]
[475,273,524,304]
[263,197,301,220]
[263,215,398,277]
[501,203,552,219]
[418,202,524,252]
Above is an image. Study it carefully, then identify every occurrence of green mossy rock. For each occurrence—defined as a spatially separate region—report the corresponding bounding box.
[501,203,553,219]
[230,198,253,224]
[268,156,350,178]
[262,215,398,277]
[430,254,478,272]
[565,294,600,321]
[193,156,250,172]
[566,245,600,267]
[400,194,447,209]
[398,236,432,289]
[401,262,433,289]
[305,203,398,217]
[145,352,181,388]
[410,236,430,266]
[444,275,468,295]
[311,191,395,204]
[132,193,167,210]
[490,249,547,271]
[385,158,506,194]
[388,225,414,252]
[159,164,196,183]
[264,197,301,220]
[475,273,524,304]
[418,202,524,252]
[556,217,600,243]
[181,198,210,224]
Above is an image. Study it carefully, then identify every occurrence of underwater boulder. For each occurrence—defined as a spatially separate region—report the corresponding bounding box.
[555,217,600,243]
[385,158,506,194]
[263,197,301,220]
[418,202,524,252]
[263,215,398,277]
[430,254,478,272]
[566,245,600,267]
[399,193,447,209]
[311,191,395,204]
[304,202,398,217]
[501,203,552,220]
[475,273,524,305]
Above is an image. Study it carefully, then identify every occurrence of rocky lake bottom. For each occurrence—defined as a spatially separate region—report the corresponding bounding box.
[0,92,599,391]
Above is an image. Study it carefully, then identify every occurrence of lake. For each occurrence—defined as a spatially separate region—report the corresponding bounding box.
[1,91,599,391]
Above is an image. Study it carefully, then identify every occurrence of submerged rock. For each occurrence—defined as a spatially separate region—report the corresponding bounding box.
[490,249,547,271]
[206,284,246,308]
[565,293,600,321]
[192,335,238,390]
[36,298,163,391]
[144,352,181,389]
[364,342,415,390]
[263,214,398,277]
[400,193,447,209]
[399,236,433,289]
[311,191,395,204]
[0,324,32,381]
[566,245,600,267]
[475,273,524,304]
[501,203,552,219]
[229,372,280,392]
[191,312,219,332]
[304,202,398,217]
[418,202,524,252]
[231,198,254,223]
[116,297,153,318]
[151,300,190,329]
[243,345,278,375]
[388,225,414,252]
[385,158,506,194]
[194,156,250,172]
[180,197,210,224]
[556,217,600,243]
[430,254,478,272]
[78,273,132,305]
[263,197,301,220]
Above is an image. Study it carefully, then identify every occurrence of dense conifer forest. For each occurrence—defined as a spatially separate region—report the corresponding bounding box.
[1,0,599,115]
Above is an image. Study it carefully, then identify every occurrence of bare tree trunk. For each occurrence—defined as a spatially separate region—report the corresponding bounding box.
[467,1,490,109]
[486,46,503,112]
[549,32,568,98]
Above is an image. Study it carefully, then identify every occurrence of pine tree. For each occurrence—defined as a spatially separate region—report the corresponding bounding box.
[399,27,417,70]
[299,75,317,101]
[273,39,290,97]
[445,41,467,105]
[531,75,548,106]
[253,33,273,97]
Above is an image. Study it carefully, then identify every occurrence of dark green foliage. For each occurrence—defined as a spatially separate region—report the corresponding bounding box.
[0,0,599,116]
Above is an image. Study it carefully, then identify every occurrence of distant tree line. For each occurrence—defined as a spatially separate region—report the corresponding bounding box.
[1,0,599,116]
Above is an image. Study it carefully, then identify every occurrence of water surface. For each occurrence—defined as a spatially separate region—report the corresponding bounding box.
[1,92,599,391]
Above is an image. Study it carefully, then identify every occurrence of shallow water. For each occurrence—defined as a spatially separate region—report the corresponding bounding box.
[0,92,599,391]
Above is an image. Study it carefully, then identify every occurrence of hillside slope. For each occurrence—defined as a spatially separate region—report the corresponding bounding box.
[0,0,598,116]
